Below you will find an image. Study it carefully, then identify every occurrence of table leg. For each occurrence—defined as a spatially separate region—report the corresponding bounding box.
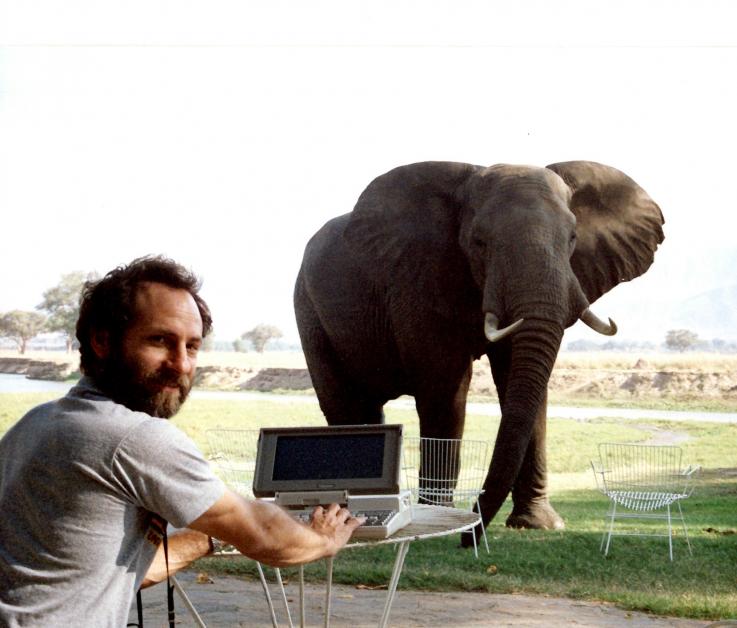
[324,556,334,628]
[256,562,280,628]
[378,540,411,628]
[171,576,207,628]
[299,564,306,628]
[275,567,295,628]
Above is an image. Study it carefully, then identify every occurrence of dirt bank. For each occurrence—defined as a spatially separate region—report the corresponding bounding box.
[4,354,737,406]
[194,357,737,404]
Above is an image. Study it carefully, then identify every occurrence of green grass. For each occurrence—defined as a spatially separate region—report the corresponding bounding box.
[0,392,61,432]
[549,394,737,413]
[468,391,737,413]
[197,470,737,621]
[2,390,736,620]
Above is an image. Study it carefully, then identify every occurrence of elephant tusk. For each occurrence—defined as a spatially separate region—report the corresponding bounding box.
[580,308,618,336]
[484,313,525,343]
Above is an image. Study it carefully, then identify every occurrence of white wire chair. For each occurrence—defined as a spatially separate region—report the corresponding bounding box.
[206,428,261,497]
[591,442,700,561]
[402,436,490,558]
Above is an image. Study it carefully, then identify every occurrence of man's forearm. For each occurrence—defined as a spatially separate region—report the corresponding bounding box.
[235,499,336,566]
[188,490,363,568]
[140,529,212,588]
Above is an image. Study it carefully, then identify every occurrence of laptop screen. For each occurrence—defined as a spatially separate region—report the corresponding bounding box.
[252,424,403,497]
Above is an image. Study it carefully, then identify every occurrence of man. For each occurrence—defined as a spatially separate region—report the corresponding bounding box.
[0,256,363,627]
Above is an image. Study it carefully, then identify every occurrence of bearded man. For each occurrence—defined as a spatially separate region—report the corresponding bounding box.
[0,256,362,627]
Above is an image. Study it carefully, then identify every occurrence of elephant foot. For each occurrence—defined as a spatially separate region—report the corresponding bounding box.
[505,500,564,530]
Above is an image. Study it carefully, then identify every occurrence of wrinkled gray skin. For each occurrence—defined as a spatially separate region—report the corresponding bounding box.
[294,161,664,541]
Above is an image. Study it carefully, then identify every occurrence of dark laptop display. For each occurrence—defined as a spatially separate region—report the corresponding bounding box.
[252,424,403,498]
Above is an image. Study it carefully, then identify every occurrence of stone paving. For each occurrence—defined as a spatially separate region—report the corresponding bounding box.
[130,570,717,627]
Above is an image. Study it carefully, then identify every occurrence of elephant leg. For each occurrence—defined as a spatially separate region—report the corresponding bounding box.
[415,364,484,545]
[295,275,385,425]
[306,346,385,425]
[505,389,564,530]
[414,361,471,440]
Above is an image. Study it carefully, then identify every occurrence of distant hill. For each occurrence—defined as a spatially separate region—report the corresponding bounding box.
[563,240,737,347]
[669,284,737,341]
[565,282,737,350]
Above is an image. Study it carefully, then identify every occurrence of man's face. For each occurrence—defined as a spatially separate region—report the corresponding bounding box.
[95,282,203,418]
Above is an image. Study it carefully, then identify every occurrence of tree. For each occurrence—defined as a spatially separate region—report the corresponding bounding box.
[241,324,282,353]
[232,338,248,353]
[37,271,96,352]
[0,310,47,354]
[665,329,699,353]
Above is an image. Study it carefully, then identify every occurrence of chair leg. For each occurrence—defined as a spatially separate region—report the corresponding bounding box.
[475,501,490,554]
[603,502,616,556]
[479,520,490,554]
[171,575,207,628]
[256,562,280,628]
[460,524,479,558]
[667,504,674,561]
[274,567,295,628]
[676,501,693,556]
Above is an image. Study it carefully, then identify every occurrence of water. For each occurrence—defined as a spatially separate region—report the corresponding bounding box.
[0,373,74,394]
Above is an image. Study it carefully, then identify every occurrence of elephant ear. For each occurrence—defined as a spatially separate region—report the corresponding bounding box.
[546,161,665,304]
[343,161,480,318]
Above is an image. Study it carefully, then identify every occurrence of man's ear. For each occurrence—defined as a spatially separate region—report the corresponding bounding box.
[90,329,110,360]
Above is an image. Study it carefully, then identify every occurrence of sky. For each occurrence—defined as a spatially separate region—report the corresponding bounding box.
[1,1,736,344]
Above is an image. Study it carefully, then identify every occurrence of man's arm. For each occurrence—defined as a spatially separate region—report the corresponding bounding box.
[140,528,212,588]
[187,488,364,567]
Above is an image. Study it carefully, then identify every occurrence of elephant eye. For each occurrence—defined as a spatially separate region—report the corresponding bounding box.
[472,236,486,249]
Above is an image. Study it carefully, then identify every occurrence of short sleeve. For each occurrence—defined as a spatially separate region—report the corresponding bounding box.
[111,418,225,528]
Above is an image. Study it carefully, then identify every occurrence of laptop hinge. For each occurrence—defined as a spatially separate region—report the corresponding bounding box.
[275,490,349,508]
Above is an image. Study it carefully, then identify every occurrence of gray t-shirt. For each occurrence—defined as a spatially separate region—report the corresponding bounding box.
[0,377,225,627]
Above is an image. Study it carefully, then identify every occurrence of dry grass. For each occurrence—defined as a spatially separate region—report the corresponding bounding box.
[196,350,307,369]
[555,351,737,372]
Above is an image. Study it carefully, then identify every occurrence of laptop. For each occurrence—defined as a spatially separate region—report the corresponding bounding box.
[252,424,412,539]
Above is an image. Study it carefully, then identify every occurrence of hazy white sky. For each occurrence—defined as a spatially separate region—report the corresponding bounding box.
[1,1,736,343]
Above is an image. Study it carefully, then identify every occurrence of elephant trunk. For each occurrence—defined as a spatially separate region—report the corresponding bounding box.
[477,318,563,526]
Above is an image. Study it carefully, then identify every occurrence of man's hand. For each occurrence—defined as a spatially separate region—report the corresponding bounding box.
[309,504,366,551]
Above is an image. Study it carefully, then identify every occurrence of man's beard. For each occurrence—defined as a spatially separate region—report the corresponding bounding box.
[94,350,193,419]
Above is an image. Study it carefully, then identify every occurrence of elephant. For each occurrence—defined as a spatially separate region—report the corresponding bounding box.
[293,160,664,540]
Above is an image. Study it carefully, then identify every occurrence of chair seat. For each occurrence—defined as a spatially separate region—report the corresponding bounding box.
[606,490,689,511]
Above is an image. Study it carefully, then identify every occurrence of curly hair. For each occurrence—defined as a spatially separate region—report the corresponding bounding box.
[76,255,213,376]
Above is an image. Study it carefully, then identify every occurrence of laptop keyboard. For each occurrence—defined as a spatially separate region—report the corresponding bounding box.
[354,509,397,527]
[290,508,397,528]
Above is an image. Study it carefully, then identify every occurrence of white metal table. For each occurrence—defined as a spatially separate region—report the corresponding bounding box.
[198,504,480,628]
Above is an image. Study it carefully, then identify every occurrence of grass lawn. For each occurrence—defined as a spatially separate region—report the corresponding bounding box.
[1,390,736,620]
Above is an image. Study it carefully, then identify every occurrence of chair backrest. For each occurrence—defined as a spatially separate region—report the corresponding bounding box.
[205,428,261,497]
[596,442,686,495]
[402,436,490,510]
